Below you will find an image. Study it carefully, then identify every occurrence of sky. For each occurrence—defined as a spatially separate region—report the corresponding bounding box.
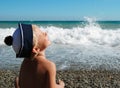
[0,0,120,21]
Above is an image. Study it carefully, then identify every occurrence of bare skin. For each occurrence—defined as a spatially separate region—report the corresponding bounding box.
[15,25,65,88]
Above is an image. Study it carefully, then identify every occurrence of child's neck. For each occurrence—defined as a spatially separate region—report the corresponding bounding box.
[38,50,45,57]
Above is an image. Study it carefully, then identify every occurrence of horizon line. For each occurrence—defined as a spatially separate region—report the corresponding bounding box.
[0,20,120,22]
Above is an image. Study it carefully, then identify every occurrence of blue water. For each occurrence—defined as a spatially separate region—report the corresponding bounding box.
[1,18,120,70]
[0,20,120,29]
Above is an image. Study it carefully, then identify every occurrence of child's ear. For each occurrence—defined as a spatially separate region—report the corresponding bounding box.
[32,47,40,54]
[32,48,36,53]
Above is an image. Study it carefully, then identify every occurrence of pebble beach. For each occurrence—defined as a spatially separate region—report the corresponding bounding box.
[0,69,120,88]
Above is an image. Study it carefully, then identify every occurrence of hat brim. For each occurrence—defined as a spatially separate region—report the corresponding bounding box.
[16,23,33,58]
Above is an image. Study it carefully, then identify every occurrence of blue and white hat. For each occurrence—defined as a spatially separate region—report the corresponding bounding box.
[12,23,33,58]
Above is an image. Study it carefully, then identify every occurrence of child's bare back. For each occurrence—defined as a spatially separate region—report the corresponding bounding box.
[19,56,56,88]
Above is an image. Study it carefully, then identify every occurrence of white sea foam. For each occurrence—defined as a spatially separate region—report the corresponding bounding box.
[1,22,120,48]
[40,25,120,47]
[1,21,120,70]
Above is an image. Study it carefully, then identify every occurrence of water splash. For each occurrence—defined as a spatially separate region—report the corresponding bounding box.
[1,20,120,70]
[1,20,120,47]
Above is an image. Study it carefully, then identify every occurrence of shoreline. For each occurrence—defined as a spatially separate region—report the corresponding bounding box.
[0,69,120,88]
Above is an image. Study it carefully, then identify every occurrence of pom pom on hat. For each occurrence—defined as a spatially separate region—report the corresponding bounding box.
[4,36,13,46]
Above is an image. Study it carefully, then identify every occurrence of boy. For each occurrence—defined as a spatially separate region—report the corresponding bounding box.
[4,23,65,88]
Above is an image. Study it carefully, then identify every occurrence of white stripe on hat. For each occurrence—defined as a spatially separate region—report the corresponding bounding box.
[18,23,24,56]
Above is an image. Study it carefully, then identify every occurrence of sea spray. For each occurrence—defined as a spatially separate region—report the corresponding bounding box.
[1,19,120,70]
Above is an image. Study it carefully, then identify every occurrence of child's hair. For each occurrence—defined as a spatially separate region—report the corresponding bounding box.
[32,25,39,47]
[31,25,40,58]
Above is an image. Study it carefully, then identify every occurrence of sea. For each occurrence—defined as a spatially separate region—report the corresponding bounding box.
[1,18,120,70]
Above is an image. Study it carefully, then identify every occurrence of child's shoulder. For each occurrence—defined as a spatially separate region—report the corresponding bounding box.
[36,56,56,71]
[44,58,56,71]
[45,59,56,75]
